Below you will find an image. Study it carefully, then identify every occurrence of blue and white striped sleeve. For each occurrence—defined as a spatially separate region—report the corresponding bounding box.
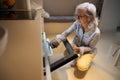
[56,21,77,40]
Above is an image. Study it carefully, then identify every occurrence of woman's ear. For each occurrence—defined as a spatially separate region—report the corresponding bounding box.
[87,15,93,22]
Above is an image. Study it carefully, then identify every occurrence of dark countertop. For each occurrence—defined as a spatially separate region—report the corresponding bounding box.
[0,10,37,20]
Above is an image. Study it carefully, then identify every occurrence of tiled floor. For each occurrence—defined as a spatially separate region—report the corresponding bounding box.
[45,23,120,80]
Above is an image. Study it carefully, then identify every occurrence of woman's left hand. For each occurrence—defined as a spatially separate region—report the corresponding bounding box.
[73,45,80,51]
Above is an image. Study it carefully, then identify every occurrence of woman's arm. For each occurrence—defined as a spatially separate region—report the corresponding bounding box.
[83,33,100,53]
[57,21,77,41]
[50,21,77,48]
[73,45,92,54]
[73,33,100,54]
[89,33,100,48]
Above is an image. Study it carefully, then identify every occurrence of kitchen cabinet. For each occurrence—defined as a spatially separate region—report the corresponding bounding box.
[0,10,44,80]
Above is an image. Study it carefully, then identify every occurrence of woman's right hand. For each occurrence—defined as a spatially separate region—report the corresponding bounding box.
[49,39,61,48]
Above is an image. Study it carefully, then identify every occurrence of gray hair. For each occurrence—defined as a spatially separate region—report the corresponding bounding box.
[75,2,98,27]
[75,2,96,19]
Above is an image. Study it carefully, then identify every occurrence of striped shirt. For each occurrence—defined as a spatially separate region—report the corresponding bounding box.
[57,20,100,54]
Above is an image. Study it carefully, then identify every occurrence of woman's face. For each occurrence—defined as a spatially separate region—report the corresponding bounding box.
[76,9,92,26]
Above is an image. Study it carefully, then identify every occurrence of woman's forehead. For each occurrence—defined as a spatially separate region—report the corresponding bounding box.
[77,9,87,15]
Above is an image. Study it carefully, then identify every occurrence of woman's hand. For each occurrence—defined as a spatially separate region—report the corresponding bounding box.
[73,45,80,51]
[49,38,62,49]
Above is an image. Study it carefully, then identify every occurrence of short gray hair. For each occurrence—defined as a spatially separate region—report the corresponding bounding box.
[75,2,96,19]
[75,2,98,27]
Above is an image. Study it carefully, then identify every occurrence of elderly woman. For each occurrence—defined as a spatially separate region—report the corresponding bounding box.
[50,2,100,71]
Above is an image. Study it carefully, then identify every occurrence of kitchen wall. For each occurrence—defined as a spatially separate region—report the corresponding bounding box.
[43,0,103,16]
[99,0,120,32]
[44,0,120,33]
[13,0,42,10]
[13,0,30,10]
